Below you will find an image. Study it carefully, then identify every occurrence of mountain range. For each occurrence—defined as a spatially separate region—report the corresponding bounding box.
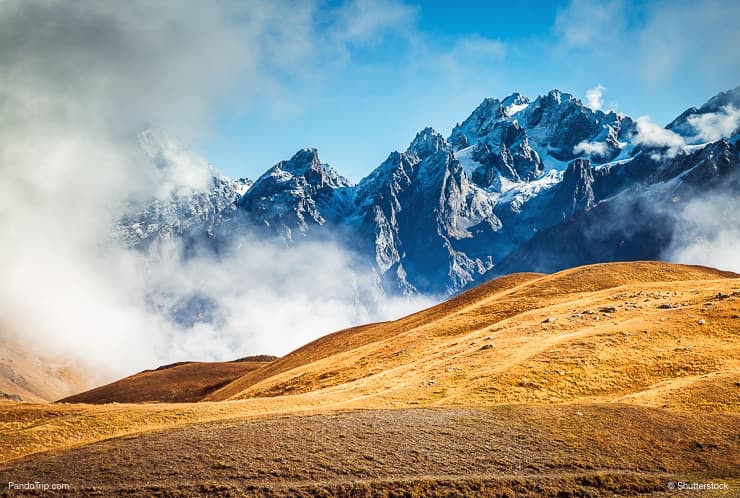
[117,86,740,297]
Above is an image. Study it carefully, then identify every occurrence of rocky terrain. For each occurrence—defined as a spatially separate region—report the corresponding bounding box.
[116,86,740,300]
[1,261,738,496]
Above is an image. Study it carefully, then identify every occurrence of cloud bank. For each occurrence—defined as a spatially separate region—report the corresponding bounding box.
[666,192,740,274]
[633,116,687,158]
[687,105,740,143]
[0,0,433,379]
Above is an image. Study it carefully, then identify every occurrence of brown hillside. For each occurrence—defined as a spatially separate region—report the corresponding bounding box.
[208,261,740,408]
[205,271,544,401]
[0,327,96,403]
[0,261,738,485]
[59,357,277,404]
[2,405,737,497]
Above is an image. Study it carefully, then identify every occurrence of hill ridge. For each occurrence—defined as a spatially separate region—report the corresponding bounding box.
[206,261,739,405]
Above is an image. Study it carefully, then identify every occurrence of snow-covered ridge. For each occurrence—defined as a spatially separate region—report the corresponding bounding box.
[118,85,740,295]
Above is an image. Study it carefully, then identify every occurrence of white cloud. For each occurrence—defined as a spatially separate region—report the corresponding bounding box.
[439,35,506,71]
[573,140,608,156]
[633,115,686,158]
[687,105,740,143]
[666,193,740,273]
[637,1,740,86]
[555,0,626,48]
[330,0,416,44]
[554,0,739,89]
[585,84,606,111]
[0,0,434,379]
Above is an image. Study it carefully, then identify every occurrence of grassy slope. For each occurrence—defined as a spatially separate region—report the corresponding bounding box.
[0,330,95,403]
[58,358,276,404]
[2,405,738,497]
[207,262,740,413]
[0,261,738,495]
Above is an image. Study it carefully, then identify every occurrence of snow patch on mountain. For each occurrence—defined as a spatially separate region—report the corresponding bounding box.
[117,86,740,299]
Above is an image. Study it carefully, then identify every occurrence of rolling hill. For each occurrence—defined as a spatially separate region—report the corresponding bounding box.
[1,261,738,496]
[0,328,96,403]
[58,356,277,404]
[205,261,740,412]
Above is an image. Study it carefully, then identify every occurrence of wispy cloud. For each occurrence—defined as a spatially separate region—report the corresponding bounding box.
[636,0,740,86]
[687,105,740,143]
[585,84,607,111]
[329,0,417,45]
[573,140,608,156]
[633,115,686,158]
[0,0,433,377]
[555,0,626,49]
[555,0,740,87]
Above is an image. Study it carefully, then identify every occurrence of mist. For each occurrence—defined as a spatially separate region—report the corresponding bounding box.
[665,191,740,274]
[0,0,434,379]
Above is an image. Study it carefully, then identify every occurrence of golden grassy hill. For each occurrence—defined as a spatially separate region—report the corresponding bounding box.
[58,356,278,404]
[206,261,740,413]
[1,261,738,496]
[0,328,97,403]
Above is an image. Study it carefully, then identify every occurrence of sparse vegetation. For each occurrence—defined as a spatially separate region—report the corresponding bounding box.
[0,262,738,496]
[59,359,275,404]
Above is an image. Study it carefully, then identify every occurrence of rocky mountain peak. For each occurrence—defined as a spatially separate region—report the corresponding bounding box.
[502,92,528,107]
[273,148,350,189]
[449,98,506,149]
[667,85,740,142]
[282,147,321,171]
[407,127,449,160]
[543,89,576,106]
[502,92,530,117]
[117,86,740,299]
[702,84,740,111]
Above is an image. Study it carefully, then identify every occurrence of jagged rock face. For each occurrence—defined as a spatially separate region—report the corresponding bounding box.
[353,148,501,294]
[353,151,421,290]
[667,85,740,143]
[237,148,353,239]
[450,90,634,192]
[117,87,740,297]
[476,139,740,282]
[407,127,450,160]
[399,150,500,293]
[524,90,636,163]
[115,175,245,251]
[555,159,596,215]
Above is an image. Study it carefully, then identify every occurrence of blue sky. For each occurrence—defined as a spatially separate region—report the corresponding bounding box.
[197,0,740,182]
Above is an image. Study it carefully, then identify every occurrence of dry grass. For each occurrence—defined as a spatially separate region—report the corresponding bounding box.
[1,405,738,496]
[206,262,740,413]
[0,261,738,496]
[58,357,276,404]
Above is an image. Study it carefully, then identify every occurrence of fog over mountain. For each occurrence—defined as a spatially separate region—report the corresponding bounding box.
[121,87,740,294]
[1,1,737,379]
[0,0,433,377]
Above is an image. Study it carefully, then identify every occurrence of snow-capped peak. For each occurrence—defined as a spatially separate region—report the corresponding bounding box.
[407,127,449,160]
[502,92,530,116]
